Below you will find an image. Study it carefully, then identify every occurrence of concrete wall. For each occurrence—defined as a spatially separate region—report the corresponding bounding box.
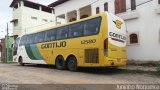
[54,0,98,16]
[12,2,55,35]
[5,36,14,62]
[125,0,160,61]
[0,39,6,62]
[20,6,55,35]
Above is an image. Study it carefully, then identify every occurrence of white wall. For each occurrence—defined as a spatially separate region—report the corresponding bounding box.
[12,7,22,35]
[54,0,98,16]
[12,3,55,35]
[20,6,55,35]
[126,0,160,61]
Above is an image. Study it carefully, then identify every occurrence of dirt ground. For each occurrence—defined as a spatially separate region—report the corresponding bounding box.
[0,63,160,85]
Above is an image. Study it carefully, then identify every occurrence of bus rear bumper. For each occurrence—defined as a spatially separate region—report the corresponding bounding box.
[104,57,127,67]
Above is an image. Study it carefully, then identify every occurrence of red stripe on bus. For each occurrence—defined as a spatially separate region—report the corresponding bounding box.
[111,38,125,43]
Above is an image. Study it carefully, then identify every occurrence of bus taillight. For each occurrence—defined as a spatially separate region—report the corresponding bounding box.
[104,38,108,56]
[104,38,108,49]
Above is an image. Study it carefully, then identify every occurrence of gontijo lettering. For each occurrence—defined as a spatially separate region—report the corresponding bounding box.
[41,41,66,49]
[109,32,126,43]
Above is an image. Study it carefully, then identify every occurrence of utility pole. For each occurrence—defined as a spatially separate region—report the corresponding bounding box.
[6,23,8,62]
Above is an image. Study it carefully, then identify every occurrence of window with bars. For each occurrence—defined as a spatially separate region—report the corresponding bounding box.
[131,0,136,10]
[115,0,126,14]
[129,33,139,44]
[104,2,108,11]
[96,7,100,14]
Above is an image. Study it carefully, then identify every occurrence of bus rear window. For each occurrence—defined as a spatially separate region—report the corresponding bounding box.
[84,17,101,36]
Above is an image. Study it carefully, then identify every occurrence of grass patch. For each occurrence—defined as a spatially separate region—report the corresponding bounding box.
[153,64,160,76]
[0,62,17,64]
[127,60,160,67]
[7,62,18,64]
[122,64,160,77]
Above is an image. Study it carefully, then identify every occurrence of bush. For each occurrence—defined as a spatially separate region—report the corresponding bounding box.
[155,64,160,76]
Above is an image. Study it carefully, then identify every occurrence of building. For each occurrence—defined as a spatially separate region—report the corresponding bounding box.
[48,0,160,61]
[10,0,160,61]
[0,36,15,62]
[0,41,2,61]
[0,39,6,62]
[10,0,55,36]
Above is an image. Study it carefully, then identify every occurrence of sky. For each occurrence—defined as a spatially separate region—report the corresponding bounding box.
[0,0,56,39]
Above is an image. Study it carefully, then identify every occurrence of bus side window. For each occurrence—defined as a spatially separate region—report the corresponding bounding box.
[15,38,20,46]
[25,35,30,45]
[45,29,56,41]
[28,34,35,44]
[19,38,22,46]
[56,26,69,40]
[84,17,101,36]
[35,32,45,43]
[20,35,27,46]
[69,22,83,38]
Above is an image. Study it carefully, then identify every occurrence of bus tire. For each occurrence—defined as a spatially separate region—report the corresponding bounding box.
[19,57,25,66]
[55,56,66,70]
[67,56,78,71]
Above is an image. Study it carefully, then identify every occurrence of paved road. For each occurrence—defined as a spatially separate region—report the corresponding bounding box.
[0,63,160,84]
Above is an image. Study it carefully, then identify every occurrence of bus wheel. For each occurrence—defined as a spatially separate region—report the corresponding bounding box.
[19,57,25,66]
[67,56,78,71]
[55,56,66,70]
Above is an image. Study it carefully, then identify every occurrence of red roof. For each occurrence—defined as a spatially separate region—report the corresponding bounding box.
[48,0,69,7]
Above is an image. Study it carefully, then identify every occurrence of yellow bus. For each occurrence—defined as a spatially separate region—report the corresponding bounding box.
[13,12,127,71]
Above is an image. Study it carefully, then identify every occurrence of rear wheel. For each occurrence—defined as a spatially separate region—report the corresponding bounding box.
[67,56,78,71]
[19,57,25,66]
[55,56,66,70]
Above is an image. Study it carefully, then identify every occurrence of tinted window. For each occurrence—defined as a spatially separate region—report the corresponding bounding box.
[15,38,20,46]
[20,35,27,46]
[27,34,35,44]
[69,22,83,38]
[45,29,56,41]
[84,17,101,36]
[13,37,20,55]
[56,26,69,40]
[35,32,45,43]
[25,35,29,45]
